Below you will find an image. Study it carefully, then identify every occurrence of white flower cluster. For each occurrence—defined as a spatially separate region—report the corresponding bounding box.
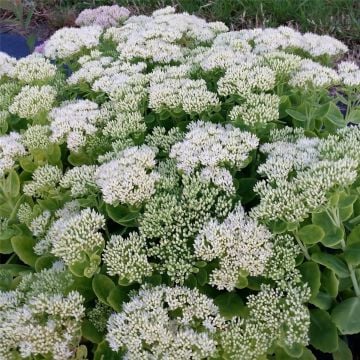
[229,92,280,127]
[252,128,359,223]
[260,51,302,77]
[0,290,84,360]
[242,27,303,54]
[301,32,348,57]
[21,125,51,150]
[49,100,101,152]
[9,85,56,119]
[10,54,57,83]
[236,26,347,57]
[0,264,84,360]
[92,69,148,97]
[0,132,26,176]
[102,111,146,140]
[44,26,103,59]
[0,82,20,110]
[220,284,310,359]
[195,204,273,290]
[67,54,147,93]
[95,145,159,205]
[319,126,360,163]
[17,202,34,225]
[265,234,300,281]
[104,6,228,64]
[338,61,360,87]
[196,33,252,71]
[289,59,340,88]
[23,165,62,198]
[46,207,105,268]
[88,301,113,332]
[145,127,184,153]
[0,52,16,79]
[66,53,113,85]
[149,77,220,115]
[75,5,130,28]
[106,285,224,359]
[29,210,51,237]
[103,232,152,284]
[140,172,233,283]
[217,63,276,96]
[248,284,310,347]
[16,262,73,298]
[30,201,95,258]
[170,121,258,193]
[60,165,98,197]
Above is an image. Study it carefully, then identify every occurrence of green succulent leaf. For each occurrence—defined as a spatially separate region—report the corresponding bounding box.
[344,241,360,267]
[10,235,37,267]
[94,341,123,360]
[107,287,128,312]
[236,178,257,204]
[339,205,353,221]
[214,292,246,320]
[196,267,208,286]
[0,229,15,254]
[338,192,357,208]
[309,309,338,353]
[325,103,346,128]
[106,204,140,227]
[299,261,321,300]
[311,252,349,278]
[3,170,20,198]
[92,274,116,305]
[310,291,333,310]
[286,108,308,122]
[81,319,103,344]
[331,297,360,334]
[34,255,57,272]
[312,211,344,247]
[344,224,360,266]
[298,225,325,244]
[332,338,353,360]
[346,109,360,124]
[320,269,339,298]
[274,347,315,360]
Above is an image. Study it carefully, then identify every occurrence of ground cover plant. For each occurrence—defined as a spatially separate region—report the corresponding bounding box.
[1,5,360,359]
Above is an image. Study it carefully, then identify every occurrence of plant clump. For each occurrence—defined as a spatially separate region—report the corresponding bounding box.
[0,5,359,359]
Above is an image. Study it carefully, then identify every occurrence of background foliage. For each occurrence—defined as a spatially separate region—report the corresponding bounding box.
[1,0,360,46]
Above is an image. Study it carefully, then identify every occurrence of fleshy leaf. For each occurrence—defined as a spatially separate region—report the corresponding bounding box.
[331,297,360,334]
[309,309,338,353]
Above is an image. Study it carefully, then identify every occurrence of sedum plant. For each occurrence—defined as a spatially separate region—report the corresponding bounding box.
[0,4,360,359]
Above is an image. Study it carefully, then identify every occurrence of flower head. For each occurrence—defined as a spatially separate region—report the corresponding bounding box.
[9,85,56,119]
[107,285,224,359]
[0,132,26,177]
[95,145,159,206]
[195,204,273,290]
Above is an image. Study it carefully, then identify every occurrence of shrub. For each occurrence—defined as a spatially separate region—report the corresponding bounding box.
[0,5,360,359]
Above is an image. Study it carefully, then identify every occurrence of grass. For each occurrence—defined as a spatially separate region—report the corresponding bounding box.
[58,0,360,44]
[1,0,360,45]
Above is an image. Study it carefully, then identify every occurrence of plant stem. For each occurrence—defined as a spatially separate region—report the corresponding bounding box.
[104,223,110,240]
[326,207,341,228]
[340,239,360,297]
[349,264,360,297]
[293,231,311,260]
[326,207,360,296]
[5,253,16,264]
